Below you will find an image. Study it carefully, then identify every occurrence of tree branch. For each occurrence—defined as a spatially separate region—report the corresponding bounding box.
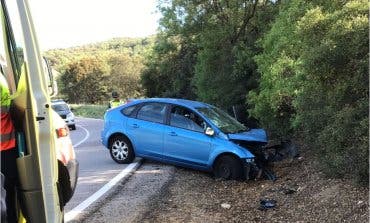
[231,0,258,44]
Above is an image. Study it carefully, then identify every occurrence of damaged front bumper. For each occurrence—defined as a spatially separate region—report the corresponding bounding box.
[243,161,254,181]
[243,161,277,182]
[241,140,298,181]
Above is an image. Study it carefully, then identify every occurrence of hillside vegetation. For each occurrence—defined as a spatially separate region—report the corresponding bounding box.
[142,0,368,185]
[45,37,155,103]
[46,0,368,185]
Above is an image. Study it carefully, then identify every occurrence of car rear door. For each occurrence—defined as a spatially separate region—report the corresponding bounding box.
[163,105,211,169]
[126,102,167,160]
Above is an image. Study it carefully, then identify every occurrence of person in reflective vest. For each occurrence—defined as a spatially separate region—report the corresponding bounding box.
[0,73,18,223]
[108,91,122,109]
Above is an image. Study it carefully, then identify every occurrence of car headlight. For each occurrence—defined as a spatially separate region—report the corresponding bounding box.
[245,158,254,163]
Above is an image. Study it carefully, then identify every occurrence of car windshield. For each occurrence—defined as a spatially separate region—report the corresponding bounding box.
[197,106,248,134]
[52,104,69,112]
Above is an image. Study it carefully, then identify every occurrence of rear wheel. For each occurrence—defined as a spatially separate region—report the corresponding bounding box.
[109,135,134,164]
[213,155,243,180]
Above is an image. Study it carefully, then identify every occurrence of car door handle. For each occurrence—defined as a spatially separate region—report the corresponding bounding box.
[168,131,177,136]
[132,124,139,128]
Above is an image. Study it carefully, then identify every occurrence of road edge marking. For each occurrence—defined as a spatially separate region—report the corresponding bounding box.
[64,159,142,222]
[72,124,90,148]
[76,116,103,121]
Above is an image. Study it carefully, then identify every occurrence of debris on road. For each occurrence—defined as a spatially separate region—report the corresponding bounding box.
[221,203,231,209]
[259,199,277,211]
[139,149,369,223]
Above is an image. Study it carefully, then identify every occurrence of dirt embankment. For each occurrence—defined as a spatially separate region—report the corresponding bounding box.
[139,151,369,223]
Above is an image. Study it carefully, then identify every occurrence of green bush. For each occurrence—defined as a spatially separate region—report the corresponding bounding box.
[249,0,369,185]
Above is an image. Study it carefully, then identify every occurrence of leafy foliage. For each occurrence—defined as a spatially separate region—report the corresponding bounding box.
[296,0,368,184]
[142,0,278,109]
[45,37,154,103]
[47,0,368,185]
[249,0,368,184]
[141,23,198,99]
[61,58,109,103]
[249,0,310,138]
[107,54,144,100]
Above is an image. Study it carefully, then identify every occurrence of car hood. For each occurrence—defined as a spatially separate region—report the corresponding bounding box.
[227,129,267,143]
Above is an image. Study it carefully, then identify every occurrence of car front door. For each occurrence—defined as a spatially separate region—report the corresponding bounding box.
[127,102,167,160]
[163,105,212,169]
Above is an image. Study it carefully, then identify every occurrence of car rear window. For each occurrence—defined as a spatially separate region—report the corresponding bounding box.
[121,105,137,116]
[51,103,69,112]
[136,103,166,123]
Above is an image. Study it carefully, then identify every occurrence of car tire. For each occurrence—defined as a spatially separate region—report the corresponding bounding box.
[109,135,134,164]
[213,155,243,180]
[70,124,76,130]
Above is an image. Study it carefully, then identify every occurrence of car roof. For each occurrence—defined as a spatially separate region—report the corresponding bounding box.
[132,98,211,109]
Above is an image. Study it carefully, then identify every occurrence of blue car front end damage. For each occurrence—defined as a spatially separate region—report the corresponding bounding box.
[226,128,278,181]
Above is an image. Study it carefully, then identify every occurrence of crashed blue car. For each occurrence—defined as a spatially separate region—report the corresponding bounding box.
[101,98,272,180]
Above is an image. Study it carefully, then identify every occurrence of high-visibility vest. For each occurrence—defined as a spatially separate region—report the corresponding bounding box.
[0,74,15,150]
[109,99,121,108]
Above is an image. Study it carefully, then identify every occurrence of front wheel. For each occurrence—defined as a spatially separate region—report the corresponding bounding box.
[109,136,134,164]
[213,156,243,180]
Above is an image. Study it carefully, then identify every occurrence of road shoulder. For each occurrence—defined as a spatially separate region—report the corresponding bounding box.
[73,161,175,223]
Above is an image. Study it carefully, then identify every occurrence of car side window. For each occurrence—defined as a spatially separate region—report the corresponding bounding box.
[136,103,166,124]
[170,106,205,132]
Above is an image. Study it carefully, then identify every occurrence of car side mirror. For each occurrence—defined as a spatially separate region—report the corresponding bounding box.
[205,127,215,136]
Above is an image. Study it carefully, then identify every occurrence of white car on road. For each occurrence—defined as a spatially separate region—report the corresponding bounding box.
[51,99,76,130]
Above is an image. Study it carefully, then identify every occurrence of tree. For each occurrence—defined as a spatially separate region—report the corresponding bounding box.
[249,0,310,138]
[295,0,368,184]
[107,54,144,100]
[46,37,152,103]
[142,0,279,109]
[249,0,369,184]
[60,58,109,103]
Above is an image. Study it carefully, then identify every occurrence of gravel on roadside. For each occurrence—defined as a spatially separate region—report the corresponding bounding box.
[139,151,369,223]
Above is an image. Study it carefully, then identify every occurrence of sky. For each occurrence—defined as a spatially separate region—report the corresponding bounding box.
[29,0,161,51]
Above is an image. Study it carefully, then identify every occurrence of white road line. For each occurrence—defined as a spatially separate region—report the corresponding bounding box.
[64,160,142,222]
[76,116,103,121]
[72,125,89,148]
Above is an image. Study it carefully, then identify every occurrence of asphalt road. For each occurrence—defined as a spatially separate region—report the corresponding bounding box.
[65,117,135,218]
[63,117,174,223]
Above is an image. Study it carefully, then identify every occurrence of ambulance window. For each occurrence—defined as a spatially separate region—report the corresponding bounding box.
[0,12,6,75]
[2,0,25,88]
